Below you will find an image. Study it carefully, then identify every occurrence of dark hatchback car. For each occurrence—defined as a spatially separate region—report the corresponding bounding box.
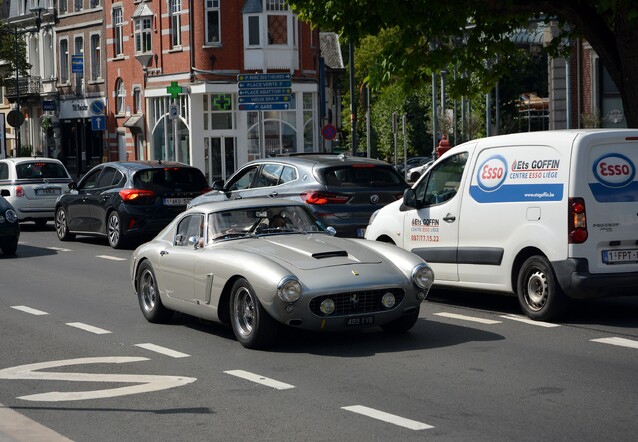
[188,154,408,237]
[0,195,20,255]
[55,161,210,248]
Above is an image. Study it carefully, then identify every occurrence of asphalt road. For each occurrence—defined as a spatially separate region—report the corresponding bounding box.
[0,223,636,441]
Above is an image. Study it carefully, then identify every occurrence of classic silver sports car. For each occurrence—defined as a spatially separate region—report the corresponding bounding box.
[130,198,434,349]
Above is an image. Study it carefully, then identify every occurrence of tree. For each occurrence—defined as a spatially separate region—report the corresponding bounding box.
[289,0,638,127]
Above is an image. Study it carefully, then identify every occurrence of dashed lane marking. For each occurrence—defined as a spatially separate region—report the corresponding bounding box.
[224,370,295,390]
[134,343,190,358]
[434,312,502,324]
[46,246,72,252]
[96,255,127,261]
[66,322,111,335]
[499,314,560,328]
[590,337,638,349]
[342,405,434,430]
[11,305,48,316]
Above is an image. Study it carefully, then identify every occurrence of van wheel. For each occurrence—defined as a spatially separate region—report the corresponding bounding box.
[516,256,568,321]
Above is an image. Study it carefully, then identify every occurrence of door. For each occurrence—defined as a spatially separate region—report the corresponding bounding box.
[402,152,469,282]
[66,167,102,231]
[206,137,236,184]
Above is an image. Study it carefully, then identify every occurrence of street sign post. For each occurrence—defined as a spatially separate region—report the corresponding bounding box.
[91,115,106,131]
[237,73,292,111]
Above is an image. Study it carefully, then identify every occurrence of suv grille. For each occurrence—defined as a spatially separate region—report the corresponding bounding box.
[309,288,405,317]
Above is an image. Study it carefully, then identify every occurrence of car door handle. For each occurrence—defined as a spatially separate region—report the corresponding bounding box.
[160,250,169,256]
[269,191,278,197]
[443,213,456,223]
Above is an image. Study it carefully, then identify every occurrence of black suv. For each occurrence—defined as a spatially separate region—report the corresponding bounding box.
[188,154,408,237]
[55,161,209,248]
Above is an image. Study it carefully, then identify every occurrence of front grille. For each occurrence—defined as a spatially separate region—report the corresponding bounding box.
[309,288,405,317]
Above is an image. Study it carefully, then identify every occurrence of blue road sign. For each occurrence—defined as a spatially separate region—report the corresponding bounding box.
[238,87,292,97]
[91,115,106,131]
[237,73,291,82]
[72,55,83,74]
[42,100,56,111]
[238,80,292,89]
[90,100,105,115]
[238,95,291,104]
[238,103,291,111]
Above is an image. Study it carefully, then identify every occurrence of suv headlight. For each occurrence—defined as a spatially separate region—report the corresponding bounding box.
[411,263,434,289]
[4,209,18,223]
[277,276,302,303]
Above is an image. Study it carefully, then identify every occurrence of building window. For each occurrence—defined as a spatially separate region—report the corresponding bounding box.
[113,8,124,57]
[133,87,142,114]
[205,0,220,44]
[60,39,69,83]
[116,78,125,114]
[170,0,182,48]
[266,0,289,46]
[90,0,100,8]
[134,17,152,53]
[90,34,101,81]
[74,36,84,95]
[247,16,260,46]
[203,94,234,131]
[59,0,68,14]
[74,0,83,12]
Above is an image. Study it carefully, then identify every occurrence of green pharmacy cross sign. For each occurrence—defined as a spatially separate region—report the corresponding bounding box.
[213,94,232,111]
[167,82,183,99]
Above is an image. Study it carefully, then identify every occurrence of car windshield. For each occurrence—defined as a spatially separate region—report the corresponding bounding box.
[133,167,208,191]
[321,165,404,187]
[16,161,68,179]
[209,205,327,241]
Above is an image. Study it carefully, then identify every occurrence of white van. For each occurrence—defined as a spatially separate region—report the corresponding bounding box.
[365,129,638,320]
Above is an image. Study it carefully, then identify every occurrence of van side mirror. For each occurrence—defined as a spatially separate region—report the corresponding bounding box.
[68,182,77,190]
[402,188,420,209]
[212,180,224,191]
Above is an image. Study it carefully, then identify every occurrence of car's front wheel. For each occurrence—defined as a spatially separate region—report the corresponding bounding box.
[107,211,128,249]
[137,260,173,323]
[517,255,568,321]
[55,207,75,241]
[0,238,18,255]
[381,306,420,333]
[230,278,277,349]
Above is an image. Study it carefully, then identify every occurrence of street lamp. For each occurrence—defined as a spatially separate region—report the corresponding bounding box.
[3,0,46,156]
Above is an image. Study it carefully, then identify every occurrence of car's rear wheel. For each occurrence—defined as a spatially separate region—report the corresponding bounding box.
[517,255,568,321]
[410,172,421,182]
[381,306,420,333]
[137,260,173,323]
[55,207,75,241]
[34,219,48,228]
[0,238,18,255]
[107,211,128,249]
[230,278,277,349]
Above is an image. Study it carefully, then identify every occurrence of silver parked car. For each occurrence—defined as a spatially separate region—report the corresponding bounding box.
[0,157,73,226]
[131,198,434,349]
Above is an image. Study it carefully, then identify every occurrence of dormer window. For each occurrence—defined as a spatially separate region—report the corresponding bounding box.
[243,0,296,49]
[134,17,152,53]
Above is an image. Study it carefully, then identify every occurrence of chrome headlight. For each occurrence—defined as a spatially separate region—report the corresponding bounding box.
[277,276,302,303]
[411,263,434,289]
[4,209,18,223]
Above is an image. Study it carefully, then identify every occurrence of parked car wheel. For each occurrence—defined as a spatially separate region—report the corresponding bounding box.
[55,207,75,241]
[0,238,18,255]
[137,260,173,323]
[517,255,568,321]
[230,278,277,349]
[107,211,127,249]
[34,219,48,228]
[410,171,421,182]
[381,306,420,332]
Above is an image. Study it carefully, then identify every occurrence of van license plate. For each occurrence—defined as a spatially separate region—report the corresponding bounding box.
[345,315,375,327]
[163,198,191,206]
[602,249,638,264]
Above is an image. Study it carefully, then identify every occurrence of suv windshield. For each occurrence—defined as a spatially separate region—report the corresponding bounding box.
[321,165,404,187]
[17,162,68,179]
[133,167,208,192]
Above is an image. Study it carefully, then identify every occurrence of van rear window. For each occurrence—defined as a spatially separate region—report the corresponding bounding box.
[17,162,69,179]
[321,166,404,187]
[133,167,208,192]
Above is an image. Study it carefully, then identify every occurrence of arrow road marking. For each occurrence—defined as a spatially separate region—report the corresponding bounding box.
[0,357,196,402]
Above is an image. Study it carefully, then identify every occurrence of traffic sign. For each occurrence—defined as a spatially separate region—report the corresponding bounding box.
[322,124,337,140]
[238,103,291,111]
[238,80,292,89]
[7,110,24,128]
[238,87,292,97]
[238,95,291,104]
[91,115,106,131]
[90,100,105,115]
[72,55,83,74]
[237,73,291,82]
[169,103,179,120]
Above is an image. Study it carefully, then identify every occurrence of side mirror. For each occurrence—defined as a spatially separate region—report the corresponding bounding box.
[68,182,77,190]
[402,188,420,209]
[211,180,224,191]
[326,226,337,236]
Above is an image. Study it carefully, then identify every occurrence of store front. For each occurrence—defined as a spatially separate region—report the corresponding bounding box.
[59,98,106,177]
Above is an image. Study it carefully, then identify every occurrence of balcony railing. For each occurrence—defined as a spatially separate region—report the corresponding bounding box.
[4,76,42,100]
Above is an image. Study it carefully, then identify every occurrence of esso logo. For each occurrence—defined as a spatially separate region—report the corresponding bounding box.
[593,154,635,188]
[477,155,507,191]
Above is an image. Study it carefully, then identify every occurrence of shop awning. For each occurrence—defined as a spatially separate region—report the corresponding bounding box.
[123,114,145,132]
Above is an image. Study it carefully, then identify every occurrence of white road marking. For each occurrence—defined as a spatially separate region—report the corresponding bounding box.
[434,312,501,324]
[66,322,111,335]
[499,314,560,328]
[46,246,72,252]
[224,370,295,390]
[591,337,638,349]
[135,343,190,358]
[0,356,196,402]
[96,255,127,261]
[342,405,434,430]
[0,403,72,441]
[11,305,48,316]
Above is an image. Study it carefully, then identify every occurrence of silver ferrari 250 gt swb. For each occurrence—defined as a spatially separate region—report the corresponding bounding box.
[130,198,434,349]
